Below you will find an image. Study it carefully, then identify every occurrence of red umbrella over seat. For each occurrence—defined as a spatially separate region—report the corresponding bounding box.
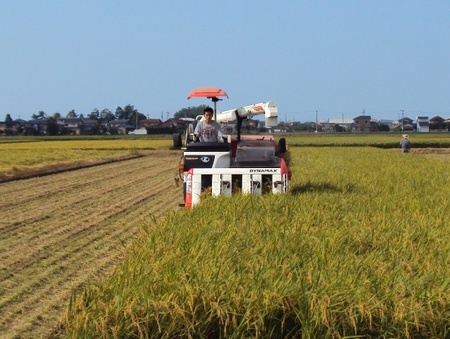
[187,87,228,120]
[187,86,228,99]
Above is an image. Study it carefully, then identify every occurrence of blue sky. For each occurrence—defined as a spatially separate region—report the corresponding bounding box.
[1,1,449,123]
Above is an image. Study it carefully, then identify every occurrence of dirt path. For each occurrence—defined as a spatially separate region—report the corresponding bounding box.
[0,152,183,338]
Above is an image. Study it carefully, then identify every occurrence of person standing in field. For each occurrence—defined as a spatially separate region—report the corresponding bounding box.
[194,107,224,142]
[400,134,411,153]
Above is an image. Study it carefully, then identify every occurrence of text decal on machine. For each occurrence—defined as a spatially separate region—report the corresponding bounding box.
[249,169,278,173]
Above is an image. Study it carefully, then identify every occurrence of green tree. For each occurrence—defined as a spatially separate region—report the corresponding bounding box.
[87,108,99,120]
[115,104,140,121]
[288,122,307,132]
[66,109,77,118]
[174,105,208,119]
[130,112,147,128]
[16,125,23,135]
[125,105,138,120]
[378,123,390,132]
[333,124,345,132]
[46,117,59,135]
[115,106,124,119]
[90,124,101,135]
[52,112,61,119]
[100,109,115,121]
[124,105,137,120]
[32,111,47,120]
[5,114,13,127]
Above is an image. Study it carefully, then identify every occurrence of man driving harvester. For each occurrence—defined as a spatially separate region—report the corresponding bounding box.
[193,106,224,142]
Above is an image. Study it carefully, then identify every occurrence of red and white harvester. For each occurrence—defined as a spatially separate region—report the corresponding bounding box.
[174,87,291,208]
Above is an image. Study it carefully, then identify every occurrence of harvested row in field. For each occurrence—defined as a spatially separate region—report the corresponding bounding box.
[0,152,182,339]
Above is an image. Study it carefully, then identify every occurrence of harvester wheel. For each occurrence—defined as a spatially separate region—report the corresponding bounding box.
[173,133,182,148]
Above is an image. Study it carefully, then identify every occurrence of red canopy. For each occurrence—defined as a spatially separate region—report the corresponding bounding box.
[187,87,228,99]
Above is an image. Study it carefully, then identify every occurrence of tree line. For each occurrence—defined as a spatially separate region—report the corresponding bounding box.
[5,104,209,124]
[2,104,212,136]
[29,105,146,123]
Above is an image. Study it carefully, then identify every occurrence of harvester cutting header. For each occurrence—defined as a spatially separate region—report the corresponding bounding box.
[175,86,291,208]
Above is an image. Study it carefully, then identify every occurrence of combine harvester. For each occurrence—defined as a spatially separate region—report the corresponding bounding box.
[174,87,291,208]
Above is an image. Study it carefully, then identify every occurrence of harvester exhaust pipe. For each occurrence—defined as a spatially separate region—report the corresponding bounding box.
[234,109,245,142]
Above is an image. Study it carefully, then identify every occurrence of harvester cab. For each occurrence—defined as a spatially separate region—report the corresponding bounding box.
[174,87,290,208]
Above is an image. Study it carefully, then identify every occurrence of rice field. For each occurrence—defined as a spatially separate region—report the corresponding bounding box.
[63,138,450,338]
[0,137,173,180]
[0,133,449,338]
[286,132,450,148]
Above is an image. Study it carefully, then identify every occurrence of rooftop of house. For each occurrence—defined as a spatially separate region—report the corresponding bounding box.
[353,115,372,121]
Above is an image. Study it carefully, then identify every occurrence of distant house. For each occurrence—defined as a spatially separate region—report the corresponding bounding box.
[327,118,354,131]
[416,116,430,133]
[398,117,414,131]
[244,118,260,130]
[377,119,395,125]
[141,119,162,129]
[353,115,372,132]
[109,119,134,134]
[328,117,354,124]
[27,119,48,135]
[57,117,83,134]
[15,118,28,125]
[429,116,446,130]
[79,119,101,135]
[445,117,450,131]
[377,119,395,131]
[0,121,7,134]
[0,119,35,135]
[158,119,191,133]
[398,117,413,125]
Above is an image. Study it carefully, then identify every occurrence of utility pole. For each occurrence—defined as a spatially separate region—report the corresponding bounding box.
[401,110,405,132]
[315,110,318,133]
